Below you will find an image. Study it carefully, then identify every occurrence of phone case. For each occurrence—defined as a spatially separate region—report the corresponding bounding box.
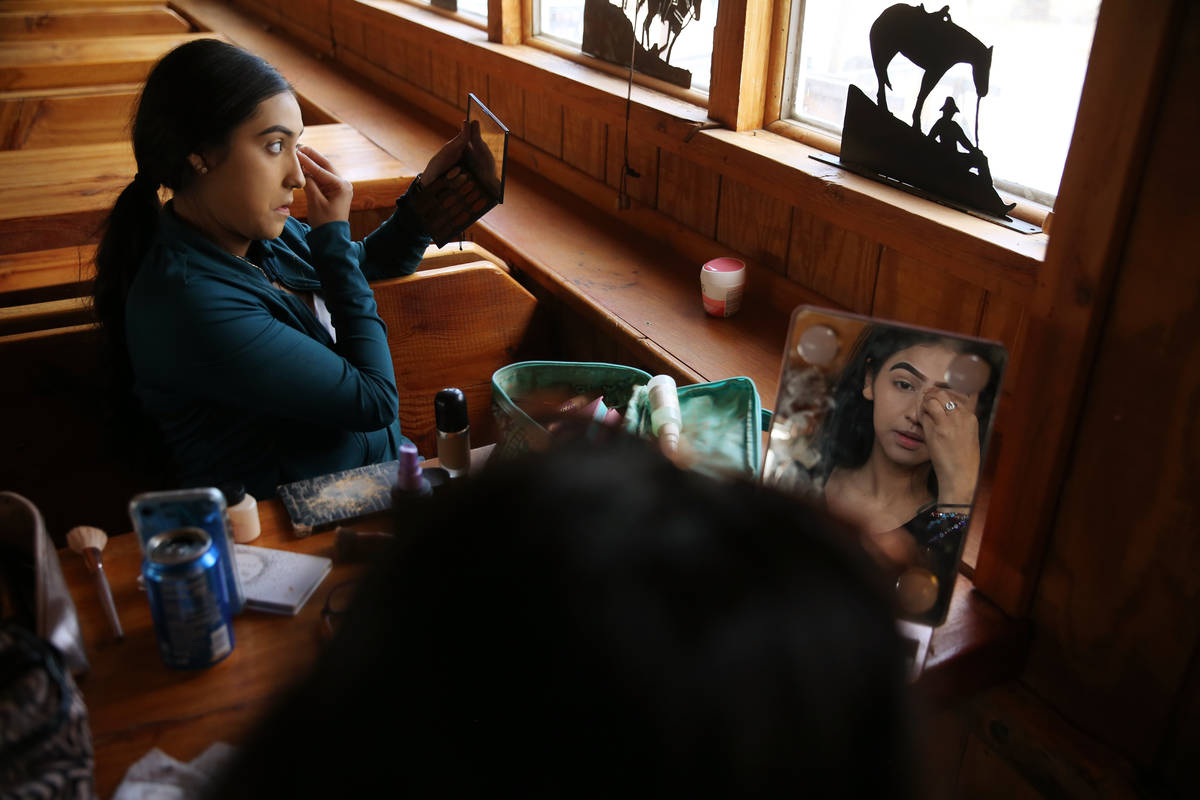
[129,488,246,614]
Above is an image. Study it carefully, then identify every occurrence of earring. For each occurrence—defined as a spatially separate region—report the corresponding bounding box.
[198,164,208,175]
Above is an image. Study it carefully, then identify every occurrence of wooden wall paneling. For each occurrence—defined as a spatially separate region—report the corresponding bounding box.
[523,90,562,158]
[486,72,524,139]
[693,127,1042,300]
[871,249,985,334]
[786,209,880,313]
[973,0,1186,618]
[362,24,399,79]
[605,124,657,206]
[488,0,521,45]
[1020,0,1200,768]
[399,38,433,92]
[562,105,605,181]
[430,49,459,107]
[459,61,489,108]
[977,292,1027,401]
[0,88,137,149]
[0,7,192,39]
[708,0,773,131]
[655,148,720,238]
[715,175,791,275]
[330,1,364,55]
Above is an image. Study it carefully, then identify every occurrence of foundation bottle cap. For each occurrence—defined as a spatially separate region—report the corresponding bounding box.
[435,388,469,432]
[218,482,246,506]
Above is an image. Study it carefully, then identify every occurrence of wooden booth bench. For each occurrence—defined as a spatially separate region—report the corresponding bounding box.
[0,257,542,547]
[0,31,216,91]
[0,122,416,254]
[0,4,191,40]
[0,240,506,311]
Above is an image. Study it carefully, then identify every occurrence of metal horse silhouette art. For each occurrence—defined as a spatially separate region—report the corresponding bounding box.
[871,3,993,130]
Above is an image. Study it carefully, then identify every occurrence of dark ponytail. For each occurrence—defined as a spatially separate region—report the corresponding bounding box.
[90,39,292,448]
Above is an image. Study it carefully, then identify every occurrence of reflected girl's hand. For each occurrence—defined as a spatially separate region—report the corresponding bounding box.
[298,145,353,229]
[920,387,980,505]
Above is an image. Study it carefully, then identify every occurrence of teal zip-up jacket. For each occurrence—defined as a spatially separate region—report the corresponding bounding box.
[126,199,431,499]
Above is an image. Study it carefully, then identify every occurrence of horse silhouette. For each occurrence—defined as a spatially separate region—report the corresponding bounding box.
[870,3,993,130]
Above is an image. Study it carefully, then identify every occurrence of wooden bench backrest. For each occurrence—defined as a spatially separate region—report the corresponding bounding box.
[0,32,217,91]
[0,85,138,149]
[373,261,541,456]
[0,7,191,39]
[0,323,164,544]
[0,263,542,541]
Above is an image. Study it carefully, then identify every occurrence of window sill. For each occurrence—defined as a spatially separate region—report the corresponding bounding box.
[342,0,1044,295]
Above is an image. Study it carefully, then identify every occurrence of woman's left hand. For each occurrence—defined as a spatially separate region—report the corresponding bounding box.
[298,145,353,229]
[920,387,980,505]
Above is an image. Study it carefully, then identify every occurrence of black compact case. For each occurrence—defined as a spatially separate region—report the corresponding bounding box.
[410,93,509,246]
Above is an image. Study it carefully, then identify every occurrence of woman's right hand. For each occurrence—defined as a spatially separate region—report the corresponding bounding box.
[298,145,353,229]
[920,387,980,506]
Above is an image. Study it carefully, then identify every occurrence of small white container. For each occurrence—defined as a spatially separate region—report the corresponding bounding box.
[220,484,261,544]
[700,257,746,318]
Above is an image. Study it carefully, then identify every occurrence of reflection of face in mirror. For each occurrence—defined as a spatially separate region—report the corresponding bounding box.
[765,309,1006,626]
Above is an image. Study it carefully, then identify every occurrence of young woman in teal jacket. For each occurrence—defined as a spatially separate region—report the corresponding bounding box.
[92,39,479,498]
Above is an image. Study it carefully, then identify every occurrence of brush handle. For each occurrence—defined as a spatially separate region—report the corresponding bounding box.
[84,547,123,641]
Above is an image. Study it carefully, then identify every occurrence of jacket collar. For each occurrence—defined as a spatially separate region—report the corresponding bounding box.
[157,204,322,291]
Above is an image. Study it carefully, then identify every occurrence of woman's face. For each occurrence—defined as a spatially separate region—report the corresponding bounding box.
[863,343,982,468]
[182,91,305,253]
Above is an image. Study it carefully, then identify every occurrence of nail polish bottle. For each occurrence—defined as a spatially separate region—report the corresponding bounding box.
[394,442,433,499]
[435,388,471,479]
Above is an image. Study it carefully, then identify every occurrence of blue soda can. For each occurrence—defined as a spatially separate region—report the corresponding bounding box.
[143,527,235,669]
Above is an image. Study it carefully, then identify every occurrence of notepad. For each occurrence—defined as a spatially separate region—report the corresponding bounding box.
[235,544,332,616]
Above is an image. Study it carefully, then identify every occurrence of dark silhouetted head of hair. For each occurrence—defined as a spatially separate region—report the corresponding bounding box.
[215,431,915,798]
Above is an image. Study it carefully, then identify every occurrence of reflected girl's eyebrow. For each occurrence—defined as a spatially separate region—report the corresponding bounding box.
[890,361,953,389]
[889,362,927,382]
[256,125,301,137]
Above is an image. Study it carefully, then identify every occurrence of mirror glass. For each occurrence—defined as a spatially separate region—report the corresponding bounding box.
[466,92,509,203]
[763,306,1007,626]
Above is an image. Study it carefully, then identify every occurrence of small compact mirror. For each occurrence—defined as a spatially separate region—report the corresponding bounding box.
[466,92,508,203]
[763,306,1007,628]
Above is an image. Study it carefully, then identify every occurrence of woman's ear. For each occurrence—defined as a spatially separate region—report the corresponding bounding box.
[187,154,209,175]
[862,370,875,401]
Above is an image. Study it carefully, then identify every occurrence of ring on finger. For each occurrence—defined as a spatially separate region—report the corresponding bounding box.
[944,400,957,413]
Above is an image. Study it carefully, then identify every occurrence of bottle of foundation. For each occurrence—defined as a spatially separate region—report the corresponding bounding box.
[435,388,471,479]
[219,483,261,544]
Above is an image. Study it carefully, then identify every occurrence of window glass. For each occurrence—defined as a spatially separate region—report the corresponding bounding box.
[457,0,487,19]
[535,0,717,94]
[786,0,1100,205]
[427,0,487,19]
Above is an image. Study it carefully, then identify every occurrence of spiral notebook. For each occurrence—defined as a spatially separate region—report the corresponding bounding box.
[234,544,331,616]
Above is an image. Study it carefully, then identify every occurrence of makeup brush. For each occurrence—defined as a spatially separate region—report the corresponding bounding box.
[66,525,123,641]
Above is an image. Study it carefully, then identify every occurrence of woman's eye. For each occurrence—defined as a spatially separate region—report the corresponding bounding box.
[266,140,283,154]
[894,380,914,391]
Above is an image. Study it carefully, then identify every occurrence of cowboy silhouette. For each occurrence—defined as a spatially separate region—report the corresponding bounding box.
[928,96,992,182]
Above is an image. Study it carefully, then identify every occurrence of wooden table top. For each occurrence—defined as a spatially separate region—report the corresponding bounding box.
[59,499,378,798]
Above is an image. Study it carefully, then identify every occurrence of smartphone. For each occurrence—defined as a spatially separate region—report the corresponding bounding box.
[129,488,246,614]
